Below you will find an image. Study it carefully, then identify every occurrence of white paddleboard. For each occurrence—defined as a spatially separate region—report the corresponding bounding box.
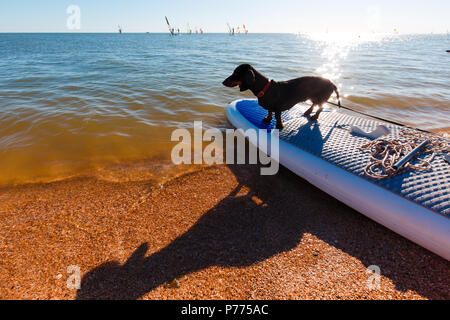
[227,99,450,260]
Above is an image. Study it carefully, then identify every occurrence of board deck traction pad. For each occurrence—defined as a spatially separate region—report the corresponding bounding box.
[234,99,450,218]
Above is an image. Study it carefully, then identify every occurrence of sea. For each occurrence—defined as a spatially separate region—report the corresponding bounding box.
[0,33,449,186]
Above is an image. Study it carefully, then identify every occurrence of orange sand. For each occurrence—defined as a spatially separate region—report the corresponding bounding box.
[0,164,448,300]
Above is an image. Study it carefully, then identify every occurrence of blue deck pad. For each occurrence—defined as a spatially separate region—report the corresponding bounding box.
[236,99,450,217]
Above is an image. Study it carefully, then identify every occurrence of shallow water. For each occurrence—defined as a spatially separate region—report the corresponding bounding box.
[0,33,449,186]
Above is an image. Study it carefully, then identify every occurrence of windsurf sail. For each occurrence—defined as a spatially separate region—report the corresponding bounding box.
[165,16,175,36]
[227,23,234,35]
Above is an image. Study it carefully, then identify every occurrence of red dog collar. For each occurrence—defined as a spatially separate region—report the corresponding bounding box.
[257,80,271,98]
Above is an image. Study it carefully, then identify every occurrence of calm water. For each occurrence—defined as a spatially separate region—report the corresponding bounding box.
[0,33,449,185]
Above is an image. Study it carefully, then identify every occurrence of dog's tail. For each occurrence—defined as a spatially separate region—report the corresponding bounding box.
[333,84,341,107]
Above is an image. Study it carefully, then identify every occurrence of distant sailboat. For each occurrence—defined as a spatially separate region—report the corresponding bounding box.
[227,23,234,35]
[165,16,177,36]
[118,25,122,34]
[187,23,192,35]
[243,24,248,34]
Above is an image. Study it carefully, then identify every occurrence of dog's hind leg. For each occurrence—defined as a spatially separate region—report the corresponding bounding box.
[303,104,316,117]
[262,111,273,123]
[310,105,323,121]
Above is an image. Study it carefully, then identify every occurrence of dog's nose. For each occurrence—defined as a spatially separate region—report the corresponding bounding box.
[222,76,232,86]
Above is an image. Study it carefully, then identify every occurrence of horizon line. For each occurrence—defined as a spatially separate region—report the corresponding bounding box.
[0,31,447,35]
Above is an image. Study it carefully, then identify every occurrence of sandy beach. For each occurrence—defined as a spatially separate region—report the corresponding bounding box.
[1,0,450,304]
[0,162,448,300]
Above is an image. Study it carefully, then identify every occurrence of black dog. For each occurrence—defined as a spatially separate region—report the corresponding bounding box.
[223,64,341,129]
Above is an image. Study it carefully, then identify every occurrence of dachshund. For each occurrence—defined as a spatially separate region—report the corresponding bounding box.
[223,64,341,129]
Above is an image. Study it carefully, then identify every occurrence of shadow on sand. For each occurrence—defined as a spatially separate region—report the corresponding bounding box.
[76,123,449,300]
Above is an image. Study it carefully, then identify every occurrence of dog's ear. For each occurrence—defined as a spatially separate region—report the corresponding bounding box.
[240,69,255,91]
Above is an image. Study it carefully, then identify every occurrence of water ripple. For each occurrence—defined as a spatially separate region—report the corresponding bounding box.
[0,33,448,185]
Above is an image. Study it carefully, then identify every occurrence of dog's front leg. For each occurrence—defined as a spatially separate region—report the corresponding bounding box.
[262,111,273,123]
[275,111,284,129]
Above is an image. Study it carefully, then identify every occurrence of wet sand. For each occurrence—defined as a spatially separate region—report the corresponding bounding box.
[0,163,448,300]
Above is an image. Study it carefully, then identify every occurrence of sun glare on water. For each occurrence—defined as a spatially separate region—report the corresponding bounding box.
[306,31,392,44]
[303,32,393,102]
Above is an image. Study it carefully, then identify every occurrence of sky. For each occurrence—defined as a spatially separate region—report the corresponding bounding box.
[0,0,449,34]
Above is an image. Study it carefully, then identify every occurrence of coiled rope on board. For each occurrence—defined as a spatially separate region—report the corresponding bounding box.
[324,101,450,179]
[359,129,450,180]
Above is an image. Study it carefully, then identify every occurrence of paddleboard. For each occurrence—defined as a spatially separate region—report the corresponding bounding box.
[226,99,450,260]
